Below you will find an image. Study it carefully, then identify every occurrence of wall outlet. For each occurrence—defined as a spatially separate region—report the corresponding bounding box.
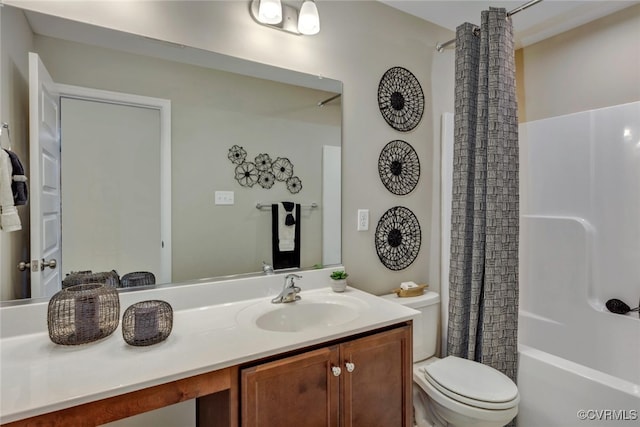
[215,191,234,205]
[357,209,369,231]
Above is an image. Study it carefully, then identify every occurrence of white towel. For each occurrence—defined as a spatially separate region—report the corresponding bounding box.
[400,281,418,290]
[0,149,21,232]
[278,203,295,252]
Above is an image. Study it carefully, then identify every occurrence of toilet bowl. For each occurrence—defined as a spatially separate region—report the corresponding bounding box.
[382,291,519,427]
[413,357,519,427]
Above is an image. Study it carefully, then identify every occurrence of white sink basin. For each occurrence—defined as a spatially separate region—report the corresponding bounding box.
[237,290,369,333]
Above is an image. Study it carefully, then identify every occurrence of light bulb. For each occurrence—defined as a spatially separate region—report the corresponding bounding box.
[258,0,282,24]
[298,0,320,35]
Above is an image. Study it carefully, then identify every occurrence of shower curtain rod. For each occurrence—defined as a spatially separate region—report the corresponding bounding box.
[435,0,543,52]
[317,93,341,107]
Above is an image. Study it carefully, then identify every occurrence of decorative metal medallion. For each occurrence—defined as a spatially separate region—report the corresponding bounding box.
[377,67,424,132]
[272,157,294,181]
[378,140,420,195]
[255,153,273,171]
[234,162,259,187]
[286,176,302,194]
[228,145,247,164]
[228,149,302,193]
[375,206,421,271]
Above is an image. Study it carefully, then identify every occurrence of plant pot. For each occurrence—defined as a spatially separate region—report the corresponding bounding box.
[331,279,347,293]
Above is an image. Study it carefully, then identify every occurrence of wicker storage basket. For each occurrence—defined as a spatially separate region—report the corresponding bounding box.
[47,283,120,345]
[392,283,428,298]
[62,270,120,288]
[120,271,156,288]
[122,300,173,346]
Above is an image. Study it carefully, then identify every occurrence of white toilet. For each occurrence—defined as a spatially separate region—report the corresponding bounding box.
[382,291,519,427]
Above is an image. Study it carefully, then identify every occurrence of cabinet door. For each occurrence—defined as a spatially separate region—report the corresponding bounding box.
[241,346,340,427]
[340,326,412,427]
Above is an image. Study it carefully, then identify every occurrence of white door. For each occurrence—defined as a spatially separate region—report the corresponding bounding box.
[28,52,62,298]
[60,98,165,281]
[54,84,171,284]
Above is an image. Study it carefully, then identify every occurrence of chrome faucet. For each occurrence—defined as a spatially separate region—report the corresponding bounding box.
[271,273,302,304]
[262,261,274,275]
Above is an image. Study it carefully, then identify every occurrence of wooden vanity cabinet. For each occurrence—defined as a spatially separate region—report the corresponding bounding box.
[2,324,410,427]
[240,324,412,427]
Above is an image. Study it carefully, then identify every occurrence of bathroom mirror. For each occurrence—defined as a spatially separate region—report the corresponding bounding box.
[1,5,342,302]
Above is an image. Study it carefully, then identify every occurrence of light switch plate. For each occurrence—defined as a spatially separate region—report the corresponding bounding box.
[215,191,234,205]
[357,209,369,231]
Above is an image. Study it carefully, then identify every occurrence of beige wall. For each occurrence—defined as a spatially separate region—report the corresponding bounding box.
[516,4,640,122]
[7,0,456,297]
[0,6,33,300]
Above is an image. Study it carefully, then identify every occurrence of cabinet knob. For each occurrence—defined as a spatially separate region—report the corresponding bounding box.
[345,362,355,373]
[331,366,342,377]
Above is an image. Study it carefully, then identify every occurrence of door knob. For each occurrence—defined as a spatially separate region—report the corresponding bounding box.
[331,366,342,377]
[17,261,31,271]
[345,362,355,373]
[40,259,57,270]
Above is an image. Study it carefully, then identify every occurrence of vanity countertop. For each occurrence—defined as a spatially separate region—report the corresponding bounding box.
[0,270,417,424]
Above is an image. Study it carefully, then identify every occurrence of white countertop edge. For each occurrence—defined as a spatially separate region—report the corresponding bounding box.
[1,286,418,423]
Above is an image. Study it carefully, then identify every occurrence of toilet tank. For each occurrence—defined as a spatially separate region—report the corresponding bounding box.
[381,291,440,362]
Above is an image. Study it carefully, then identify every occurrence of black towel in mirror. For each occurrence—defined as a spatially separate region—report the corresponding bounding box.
[282,201,296,226]
[3,149,28,205]
[271,203,301,270]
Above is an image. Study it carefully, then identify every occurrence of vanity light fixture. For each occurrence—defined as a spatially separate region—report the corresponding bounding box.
[257,0,282,24]
[298,0,320,35]
[250,0,320,35]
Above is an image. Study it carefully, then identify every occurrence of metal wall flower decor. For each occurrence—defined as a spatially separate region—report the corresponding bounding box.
[378,140,420,195]
[227,145,302,194]
[375,206,421,271]
[377,67,424,132]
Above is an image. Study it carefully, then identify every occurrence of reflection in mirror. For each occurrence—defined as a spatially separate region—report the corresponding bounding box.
[1,5,342,302]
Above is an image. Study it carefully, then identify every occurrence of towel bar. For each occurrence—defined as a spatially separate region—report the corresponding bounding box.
[256,202,318,210]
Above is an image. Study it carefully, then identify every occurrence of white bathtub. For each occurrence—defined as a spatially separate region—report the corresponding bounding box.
[517,342,640,426]
[517,293,640,427]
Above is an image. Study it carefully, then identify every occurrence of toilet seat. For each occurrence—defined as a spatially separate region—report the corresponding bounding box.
[413,360,519,426]
[423,356,519,410]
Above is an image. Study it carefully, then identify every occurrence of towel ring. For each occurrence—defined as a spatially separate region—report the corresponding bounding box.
[0,123,12,151]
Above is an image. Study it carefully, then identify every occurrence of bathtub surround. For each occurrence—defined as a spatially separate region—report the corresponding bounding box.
[447,9,519,382]
[516,102,640,423]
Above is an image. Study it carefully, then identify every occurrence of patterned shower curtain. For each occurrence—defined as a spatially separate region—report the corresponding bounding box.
[447,8,519,382]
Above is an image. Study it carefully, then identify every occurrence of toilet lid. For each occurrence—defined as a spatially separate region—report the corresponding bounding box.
[424,356,518,407]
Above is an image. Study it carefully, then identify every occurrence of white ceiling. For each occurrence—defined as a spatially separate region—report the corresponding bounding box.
[379,0,639,48]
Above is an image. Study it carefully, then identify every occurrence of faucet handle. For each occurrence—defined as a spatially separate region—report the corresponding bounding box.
[262,261,274,275]
[285,273,303,286]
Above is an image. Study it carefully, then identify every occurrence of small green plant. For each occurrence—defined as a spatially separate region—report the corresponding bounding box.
[330,270,348,280]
